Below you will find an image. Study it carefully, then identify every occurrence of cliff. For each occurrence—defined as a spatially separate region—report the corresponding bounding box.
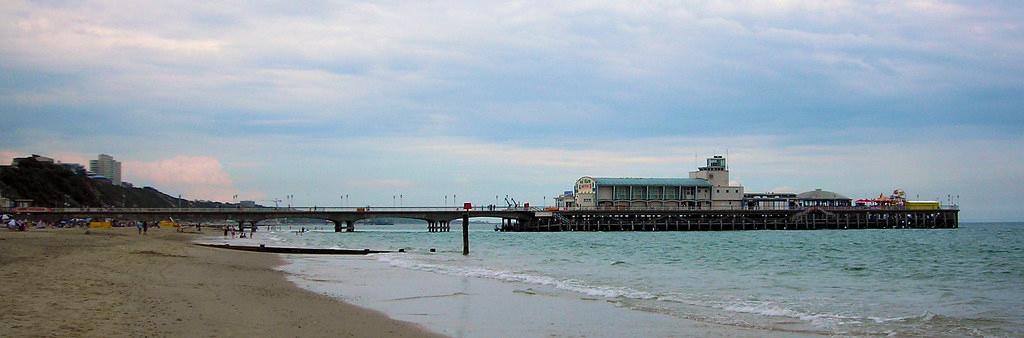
[0,158,244,208]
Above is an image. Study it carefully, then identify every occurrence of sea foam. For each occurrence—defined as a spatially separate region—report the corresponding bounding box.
[375,253,657,300]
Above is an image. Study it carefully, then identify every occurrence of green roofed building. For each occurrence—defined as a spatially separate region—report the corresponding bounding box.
[569,155,859,211]
[573,155,747,210]
[574,176,714,209]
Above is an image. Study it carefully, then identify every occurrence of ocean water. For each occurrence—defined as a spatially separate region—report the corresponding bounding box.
[220,222,1023,337]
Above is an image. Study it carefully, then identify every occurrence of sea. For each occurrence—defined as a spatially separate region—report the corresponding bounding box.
[204,222,1023,337]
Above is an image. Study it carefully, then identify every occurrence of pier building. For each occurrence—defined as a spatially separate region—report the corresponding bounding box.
[573,155,743,210]
[554,191,575,209]
[742,190,852,209]
[795,189,852,208]
[573,177,713,209]
[743,192,798,210]
[688,155,744,209]
[571,156,864,211]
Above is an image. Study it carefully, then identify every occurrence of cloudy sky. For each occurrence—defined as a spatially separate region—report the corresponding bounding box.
[1,0,1021,220]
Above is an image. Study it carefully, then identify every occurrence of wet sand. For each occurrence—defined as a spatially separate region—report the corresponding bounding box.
[280,254,797,338]
[0,227,441,337]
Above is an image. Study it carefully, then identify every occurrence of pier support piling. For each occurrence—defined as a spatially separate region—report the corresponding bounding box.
[462,213,469,255]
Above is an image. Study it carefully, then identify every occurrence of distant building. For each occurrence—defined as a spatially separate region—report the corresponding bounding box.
[60,163,87,175]
[89,154,122,185]
[88,175,112,184]
[0,188,10,208]
[12,154,55,166]
[14,199,34,208]
[239,200,257,208]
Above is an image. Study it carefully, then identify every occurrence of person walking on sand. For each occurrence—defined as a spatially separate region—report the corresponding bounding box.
[137,221,143,235]
[142,221,149,235]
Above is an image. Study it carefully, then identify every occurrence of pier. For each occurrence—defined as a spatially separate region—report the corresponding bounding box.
[6,206,958,232]
[4,206,959,255]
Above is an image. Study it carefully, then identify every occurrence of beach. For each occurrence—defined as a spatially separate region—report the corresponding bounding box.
[0,227,441,338]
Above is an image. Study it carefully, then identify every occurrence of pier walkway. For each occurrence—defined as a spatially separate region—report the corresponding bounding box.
[2,207,535,233]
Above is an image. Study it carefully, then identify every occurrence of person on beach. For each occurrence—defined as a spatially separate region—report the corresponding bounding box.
[223,225,228,237]
[136,221,143,235]
[142,221,149,235]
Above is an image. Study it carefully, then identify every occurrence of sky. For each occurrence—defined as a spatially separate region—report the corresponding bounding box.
[1,0,1022,221]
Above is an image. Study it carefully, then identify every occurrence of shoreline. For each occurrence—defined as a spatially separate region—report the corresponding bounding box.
[0,227,443,337]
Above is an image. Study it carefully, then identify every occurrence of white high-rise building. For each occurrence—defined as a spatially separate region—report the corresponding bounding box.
[89,154,122,185]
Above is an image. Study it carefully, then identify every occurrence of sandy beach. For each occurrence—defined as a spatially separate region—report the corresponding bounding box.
[0,227,442,338]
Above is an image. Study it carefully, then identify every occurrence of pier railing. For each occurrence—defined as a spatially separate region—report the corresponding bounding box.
[1,206,543,213]
[2,204,959,214]
[541,205,959,212]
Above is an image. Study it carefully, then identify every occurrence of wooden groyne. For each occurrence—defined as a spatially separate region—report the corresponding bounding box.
[506,208,958,232]
[196,243,391,255]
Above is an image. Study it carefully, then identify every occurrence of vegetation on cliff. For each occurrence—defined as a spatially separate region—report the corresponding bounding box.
[0,158,239,208]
